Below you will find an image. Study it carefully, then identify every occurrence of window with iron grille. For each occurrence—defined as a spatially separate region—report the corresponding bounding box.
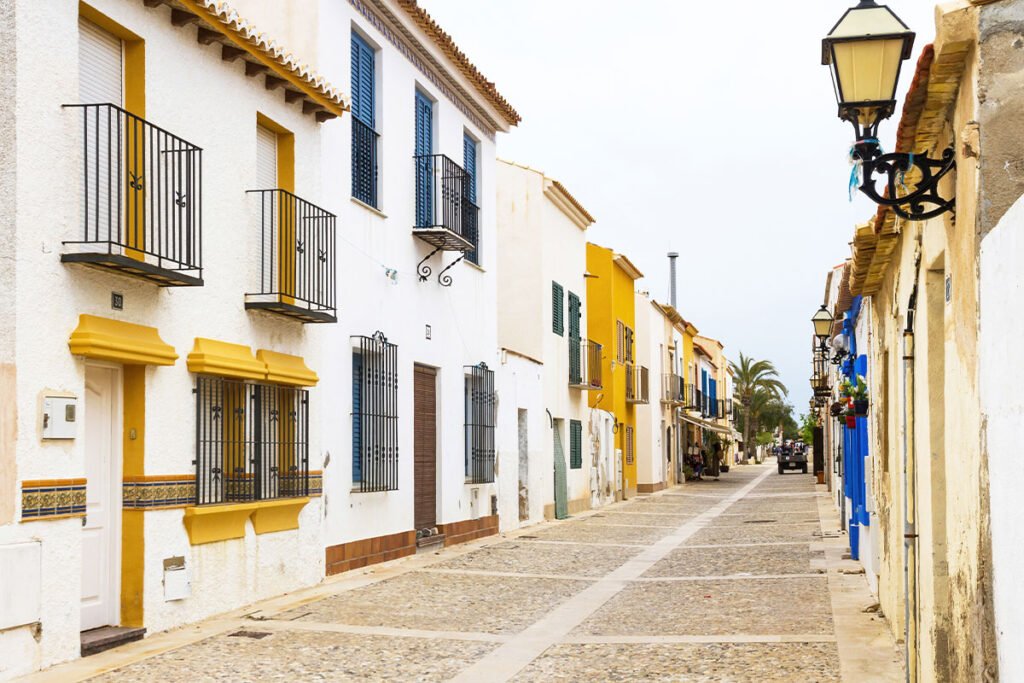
[194,376,309,505]
[352,333,399,492]
[464,363,496,483]
[625,425,635,465]
[569,419,583,469]
[351,32,379,207]
[552,282,564,336]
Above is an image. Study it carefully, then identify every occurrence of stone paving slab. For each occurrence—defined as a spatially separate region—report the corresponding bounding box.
[725,501,820,516]
[644,543,825,578]
[527,521,674,545]
[708,513,820,527]
[590,511,697,525]
[428,541,640,578]
[511,642,841,682]
[685,523,821,546]
[89,629,498,682]
[277,571,591,635]
[575,577,833,636]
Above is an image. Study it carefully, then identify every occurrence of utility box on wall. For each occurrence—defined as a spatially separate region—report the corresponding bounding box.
[163,556,191,601]
[0,542,41,629]
[42,395,77,439]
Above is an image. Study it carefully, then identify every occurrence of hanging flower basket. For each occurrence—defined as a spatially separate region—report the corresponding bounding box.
[845,414,857,429]
[853,399,869,417]
[830,401,845,417]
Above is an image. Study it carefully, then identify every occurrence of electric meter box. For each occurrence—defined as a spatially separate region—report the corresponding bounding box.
[42,396,78,439]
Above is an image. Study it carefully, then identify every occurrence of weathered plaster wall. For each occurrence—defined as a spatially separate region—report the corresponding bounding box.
[494,353,544,531]
[0,0,16,528]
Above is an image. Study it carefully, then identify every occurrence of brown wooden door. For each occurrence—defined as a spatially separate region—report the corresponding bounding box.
[414,365,438,530]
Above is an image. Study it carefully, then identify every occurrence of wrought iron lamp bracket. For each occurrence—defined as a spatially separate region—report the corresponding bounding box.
[853,140,956,221]
[417,246,443,281]
[437,252,467,287]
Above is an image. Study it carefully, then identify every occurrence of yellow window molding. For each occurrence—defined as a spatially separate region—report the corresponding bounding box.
[68,314,177,366]
[183,503,256,545]
[258,350,318,387]
[249,497,309,535]
[187,338,266,380]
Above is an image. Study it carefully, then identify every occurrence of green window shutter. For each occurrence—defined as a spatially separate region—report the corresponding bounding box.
[552,282,564,336]
[568,292,580,340]
[570,419,583,469]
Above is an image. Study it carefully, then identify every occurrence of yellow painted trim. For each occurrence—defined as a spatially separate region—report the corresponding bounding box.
[175,0,346,118]
[257,113,296,302]
[69,315,177,366]
[121,510,144,626]
[186,338,266,380]
[79,4,146,117]
[250,497,309,535]
[183,503,256,545]
[257,350,318,387]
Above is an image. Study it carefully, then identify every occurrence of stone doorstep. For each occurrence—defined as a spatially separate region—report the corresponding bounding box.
[416,533,446,552]
[80,626,146,657]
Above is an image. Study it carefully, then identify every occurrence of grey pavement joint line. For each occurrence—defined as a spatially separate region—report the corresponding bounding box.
[255,618,509,643]
[446,468,774,683]
[562,634,838,644]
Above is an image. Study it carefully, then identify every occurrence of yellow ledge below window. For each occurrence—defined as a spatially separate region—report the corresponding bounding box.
[183,498,309,545]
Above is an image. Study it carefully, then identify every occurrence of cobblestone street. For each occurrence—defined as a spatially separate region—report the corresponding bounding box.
[31,463,903,682]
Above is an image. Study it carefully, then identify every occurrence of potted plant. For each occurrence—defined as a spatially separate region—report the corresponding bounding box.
[850,375,869,416]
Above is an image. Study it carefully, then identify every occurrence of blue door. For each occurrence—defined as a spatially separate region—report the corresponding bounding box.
[414,91,433,227]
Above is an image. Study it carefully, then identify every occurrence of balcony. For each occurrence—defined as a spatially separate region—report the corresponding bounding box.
[662,374,685,405]
[413,154,476,252]
[683,383,699,410]
[625,364,650,405]
[62,103,203,286]
[569,340,603,390]
[245,190,337,323]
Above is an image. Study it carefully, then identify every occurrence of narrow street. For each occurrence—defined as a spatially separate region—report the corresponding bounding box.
[33,462,903,682]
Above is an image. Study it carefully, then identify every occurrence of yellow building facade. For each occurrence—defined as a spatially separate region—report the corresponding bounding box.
[586,243,642,498]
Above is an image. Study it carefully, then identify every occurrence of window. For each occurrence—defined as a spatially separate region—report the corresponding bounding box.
[552,282,564,335]
[464,364,496,483]
[625,425,635,465]
[569,419,583,469]
[617,321,634,363]
[351,32,379,207]
[463,132,480,264]
[351,333,399,492]
[568,291,582,384]
[194,376,309,505]
[414,91,434,227]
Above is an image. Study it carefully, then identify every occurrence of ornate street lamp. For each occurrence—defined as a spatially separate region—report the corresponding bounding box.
[823,1,955,220]
[812,305,834,349]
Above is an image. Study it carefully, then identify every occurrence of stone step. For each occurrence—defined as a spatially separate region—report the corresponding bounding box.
[80,626,146,657]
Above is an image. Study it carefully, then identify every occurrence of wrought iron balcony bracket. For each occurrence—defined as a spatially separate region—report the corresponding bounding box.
[437,253,467,287]
[417,245,443,281]
[853,140,956,221]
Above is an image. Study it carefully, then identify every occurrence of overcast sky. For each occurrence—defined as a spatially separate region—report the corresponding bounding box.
[420,0,935,411]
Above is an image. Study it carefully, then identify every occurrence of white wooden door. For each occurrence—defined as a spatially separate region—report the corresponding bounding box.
[256,125,278,190]
[81,366,121,631]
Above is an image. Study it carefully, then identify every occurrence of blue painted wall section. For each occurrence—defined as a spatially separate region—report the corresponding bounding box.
[840,296,869,561]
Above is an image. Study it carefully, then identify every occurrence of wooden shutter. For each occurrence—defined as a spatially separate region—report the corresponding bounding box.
[350,33,375,128]
[414,91,433,227]
[568,292,581,340]
[256,125,278,190]
[463,133,477,204]
[79,19,122,105]
[552,282,564,336]
[569,420,583,469]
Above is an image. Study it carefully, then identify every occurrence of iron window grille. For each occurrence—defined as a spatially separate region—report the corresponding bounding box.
[194,376,309,506]
[625,425,635,466]
[62,103,203,286]
[352,118,379,208]
[464,363,496,484]
[352,333,399,492]
[245,189,337,323]
[569,419,583,469]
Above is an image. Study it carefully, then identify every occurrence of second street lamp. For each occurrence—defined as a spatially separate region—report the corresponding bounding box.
[823,0,956,220]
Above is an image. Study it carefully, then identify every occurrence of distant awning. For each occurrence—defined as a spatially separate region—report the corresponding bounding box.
[679,413,731,435]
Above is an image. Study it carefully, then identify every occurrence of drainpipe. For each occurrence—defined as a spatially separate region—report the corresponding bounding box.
[668,252,679,308]
[903,272,920,683]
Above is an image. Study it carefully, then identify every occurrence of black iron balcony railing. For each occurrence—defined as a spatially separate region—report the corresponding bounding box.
[662,374,685,404]
[626,364,650,405]
[413,154,475,251]
[683,383,699,410]
[351,118,379,208]
[694,387,704,414]
[569,340,603,390]
[62,103,203,286]
[245,189,337,323]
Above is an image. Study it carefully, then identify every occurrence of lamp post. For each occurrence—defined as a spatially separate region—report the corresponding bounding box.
[823,0,955,220]
[812,305,834,351]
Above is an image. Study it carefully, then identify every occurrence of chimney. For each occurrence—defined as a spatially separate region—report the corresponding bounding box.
[668,252,679,308]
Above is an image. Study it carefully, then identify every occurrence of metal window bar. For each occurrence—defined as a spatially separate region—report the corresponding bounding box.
[246,189,337,318]
[625,425,635,465]
[64,103,202,277]
[194,376,308,505]
[465,363,496,484]
[351,118,379,208]
[413,154,471,241]
[352,333,399,493]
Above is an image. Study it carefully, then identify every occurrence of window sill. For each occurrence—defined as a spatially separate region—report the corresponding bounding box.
[463,259,485,273]
[182,497,310,545]
[350,196,387,219]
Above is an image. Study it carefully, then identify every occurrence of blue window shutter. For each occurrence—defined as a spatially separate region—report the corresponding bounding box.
[350,33,375,128]
[415,91,433,227]
[463,133,477,204]
[352,352,363,483]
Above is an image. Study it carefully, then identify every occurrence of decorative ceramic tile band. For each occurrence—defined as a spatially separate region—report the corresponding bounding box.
[123,475,196,510]
[309,471,322,497]
[21,479,87,520]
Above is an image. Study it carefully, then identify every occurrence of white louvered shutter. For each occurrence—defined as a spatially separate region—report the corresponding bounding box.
[78,19,122,246]
[256,125,278,190]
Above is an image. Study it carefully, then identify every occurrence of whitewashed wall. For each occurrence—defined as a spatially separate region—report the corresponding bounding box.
[635,295,666,488]
[495,353,545,530]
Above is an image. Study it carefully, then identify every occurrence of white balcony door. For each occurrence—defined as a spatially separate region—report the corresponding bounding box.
[256,125,278,190]
[81,365,121,631]
[78,18,123,247]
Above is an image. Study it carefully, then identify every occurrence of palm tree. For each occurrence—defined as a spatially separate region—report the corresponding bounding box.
[730,353,788,463]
